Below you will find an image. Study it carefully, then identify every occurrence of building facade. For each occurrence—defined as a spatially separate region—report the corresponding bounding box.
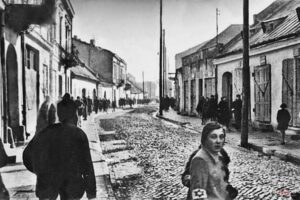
[175,25,243,115]
[0,0,74,146]
[215,0,300,130]
[73,37,127,106]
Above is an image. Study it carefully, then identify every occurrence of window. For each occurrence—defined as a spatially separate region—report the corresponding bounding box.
[26,45,39,71]
[43,64,49,97]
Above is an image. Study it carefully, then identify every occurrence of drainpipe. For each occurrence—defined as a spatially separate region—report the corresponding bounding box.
[21,32,27,135]
[0,11,7,143]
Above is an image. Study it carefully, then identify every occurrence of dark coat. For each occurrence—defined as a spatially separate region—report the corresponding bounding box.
[23,123,96,199]
[218,100,231,125]
[208,98,218,118]
[277,109,291,130]
[232,99,242,120]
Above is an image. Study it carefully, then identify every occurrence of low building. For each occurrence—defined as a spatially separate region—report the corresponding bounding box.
[215,0,300,130]
[175,24,243,115]
[73,37,127,106]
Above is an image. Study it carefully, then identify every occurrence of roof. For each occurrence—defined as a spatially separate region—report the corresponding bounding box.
[71,65,99,82]
[175,24,243,69]
[127,80,143,94]
[219,0,300,56]
[202,24,243,49]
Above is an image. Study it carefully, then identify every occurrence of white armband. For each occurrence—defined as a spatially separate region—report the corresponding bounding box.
[192,188,207,199]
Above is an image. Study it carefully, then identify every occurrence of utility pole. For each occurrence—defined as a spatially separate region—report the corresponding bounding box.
[142,71,145,99]
[0,11,7,143]
[241,0,250,147]
[215,8,220,99]
[159,0,163,116]
[216,8,220,47]
[162,29,166,98]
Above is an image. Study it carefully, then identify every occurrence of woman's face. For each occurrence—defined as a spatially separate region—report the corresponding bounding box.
[204,128,225,154]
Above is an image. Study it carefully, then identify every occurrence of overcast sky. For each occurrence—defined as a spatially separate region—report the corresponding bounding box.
[71,0,274,82]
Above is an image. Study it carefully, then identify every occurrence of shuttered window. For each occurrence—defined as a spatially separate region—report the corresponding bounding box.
[282,59,294,125]
[254,65,271,123]
[294,58,300,126]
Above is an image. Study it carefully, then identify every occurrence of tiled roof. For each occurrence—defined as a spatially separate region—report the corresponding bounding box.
[127,80,143,94]
[71,65,99,82]
[221,0,300,55]
[175,24,243,68]
[202,24,243,49]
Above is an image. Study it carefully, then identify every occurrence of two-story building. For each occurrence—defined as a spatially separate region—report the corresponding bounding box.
[73,37,127,106]
[1,0,74,146]
[175,24,243,115]
[215,0,300,131]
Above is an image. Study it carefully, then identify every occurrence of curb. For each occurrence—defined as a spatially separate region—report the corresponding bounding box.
[156,114,300,166]
[248,143,300,165]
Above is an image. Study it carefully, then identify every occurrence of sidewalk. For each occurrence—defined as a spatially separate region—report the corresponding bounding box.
[157,109,300,165]
[0,109,131,200]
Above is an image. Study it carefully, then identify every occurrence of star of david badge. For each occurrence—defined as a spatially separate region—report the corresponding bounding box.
[192,188,207,199]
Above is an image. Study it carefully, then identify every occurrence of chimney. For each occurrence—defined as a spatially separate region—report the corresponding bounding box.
[90,39,95,46]
[297,7,300,22]
[253,14,259,24]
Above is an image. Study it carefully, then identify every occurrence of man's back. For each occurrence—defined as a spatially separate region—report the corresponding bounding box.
[24,123,96,199]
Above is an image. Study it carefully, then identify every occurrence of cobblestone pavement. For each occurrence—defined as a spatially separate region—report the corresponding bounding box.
[113,106,300,200]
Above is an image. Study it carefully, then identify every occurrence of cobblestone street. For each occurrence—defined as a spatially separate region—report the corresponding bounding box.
[113,106,300,200]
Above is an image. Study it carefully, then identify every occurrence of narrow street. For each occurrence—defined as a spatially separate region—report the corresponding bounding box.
[110,106,300,200]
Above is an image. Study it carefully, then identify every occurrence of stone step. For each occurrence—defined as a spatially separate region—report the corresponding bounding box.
[100,119,115,131]
[101,140,133,154]
[94,161,110,176]
[110,161,143,186]
[105,150,137,165]
[99,130,118,141]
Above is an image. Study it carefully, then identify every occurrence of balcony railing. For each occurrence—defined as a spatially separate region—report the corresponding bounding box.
[5,0,43,5]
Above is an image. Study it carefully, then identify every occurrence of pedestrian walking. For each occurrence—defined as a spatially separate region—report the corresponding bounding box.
[218,97,231,131]
[276,103,291,145]
[35,96,56,135]
[87,96,93,116]
[202,97,210,125]
[75,96,84,127]
[112,100,116,112]
[188,122,238,200]
[231,94,242,130]
[23,94,96,200]
[93,96,99,114]
[196,96,205,117]
[208,95,218,121]
[82,95,88,120]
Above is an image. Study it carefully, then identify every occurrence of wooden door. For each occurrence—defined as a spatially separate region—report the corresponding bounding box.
[184,81,188,112]
[254,65,271,123]
[191,79,196,112]
[282,59,294,125]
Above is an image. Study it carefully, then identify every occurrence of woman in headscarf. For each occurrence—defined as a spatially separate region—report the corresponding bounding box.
[189,122,237,200]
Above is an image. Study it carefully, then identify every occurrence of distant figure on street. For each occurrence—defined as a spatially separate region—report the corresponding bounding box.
[87,96,93,116]
[202,97,210,125]
[232,94,242,130]
[112,100,116,112]
[23,93,96,200]
[218,96,231,131]
[196,96,205,117]
[82,95,88,120]
[75,96,84,127]
[93,96,99,114]
[35,96,56,135]
[208,95,218,121]
[277,103,291,145]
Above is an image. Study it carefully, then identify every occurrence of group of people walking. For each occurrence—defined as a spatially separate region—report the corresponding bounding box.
[196,95,242,131]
